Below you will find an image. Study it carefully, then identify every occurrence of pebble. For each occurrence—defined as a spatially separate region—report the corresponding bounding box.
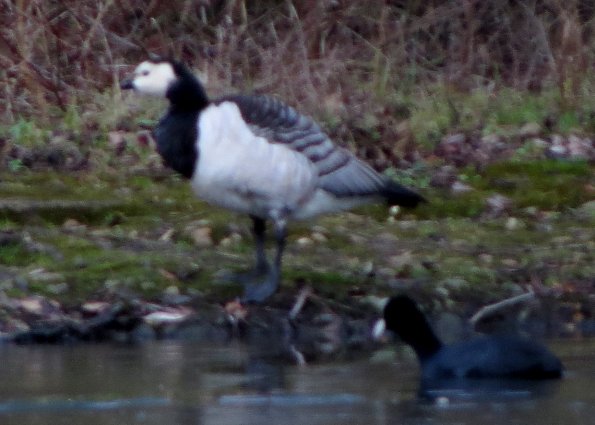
[501,258,519,267]
[546,144,567,159]
[28,268,64,282]
[441,278,467,290]
[163,285,180,296]
[505,217,524,230]
[387,251,412,268]
[361,261,374,276]
[535,223,553,233]
[567,135,593,159]
[311,225,328,234]
[296,237,313,247]
[18,298,45,315]
[189,227,213,248]
[481,133,503,145]
[430,166,457,188]
[478,253,493,264]
[442,133,466,147]
[81,301,111,315]
[16,296,61,317]
[485,194,512,216]
[397,220,417,230]
[518,122,541,138]
[62,218,86,231]
[47,282,69,295]
[143,311,190,326]
[311,232,328,243]
[450,181,474,194]
[348,234,366,244]
[219,232,242,247]
[576,200,595,220]
[108,131,127,153]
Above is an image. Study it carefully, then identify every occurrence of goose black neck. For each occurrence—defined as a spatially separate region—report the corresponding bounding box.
[384,296,444,362]
[152,62,207,179]
[167,62,209,111]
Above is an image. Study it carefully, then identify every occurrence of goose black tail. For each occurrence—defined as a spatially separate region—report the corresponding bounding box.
[381,180,426,208]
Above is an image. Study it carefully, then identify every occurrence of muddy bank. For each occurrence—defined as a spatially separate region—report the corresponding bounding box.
[0,133,593,353]
[1,284,593,366]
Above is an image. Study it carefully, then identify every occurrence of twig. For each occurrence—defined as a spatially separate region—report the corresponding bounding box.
[289,344,306,366]
[469,291,536,326]
[288,286,311,320]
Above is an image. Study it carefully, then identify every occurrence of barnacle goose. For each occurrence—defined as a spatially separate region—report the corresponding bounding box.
[120,58,425,302]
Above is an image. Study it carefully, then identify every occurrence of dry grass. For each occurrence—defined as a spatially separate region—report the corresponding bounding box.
[1,1,595,152]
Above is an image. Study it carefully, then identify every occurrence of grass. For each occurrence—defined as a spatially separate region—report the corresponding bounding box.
[2,2,595,162]
[416,160,593,219]
[479,160,592,210]
[0,163,592,304]
[404,84,595,148]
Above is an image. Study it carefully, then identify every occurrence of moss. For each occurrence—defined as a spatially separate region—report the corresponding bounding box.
[0,162,592,304]
[282,269,361,299]
[0,242,53,267]
[413,160,592,219]
[419,192,485,219]
[480,160,591,209]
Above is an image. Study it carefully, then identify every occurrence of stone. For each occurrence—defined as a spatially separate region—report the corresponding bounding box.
[576,200,595,220]
[81,301,111,315]
[479,253,493,264]
[189,227,213,248]
[450,181,473,194]
[47,282,69,295]
[442,133,466,147]
[505,217,525,230]
[62,218,86,231]
[108,131,127,154]
[485,194,513,216]
[567,135,593,159]
[518,122,542,138]
[481,133,503,146]
[296,237,313,247]
[219,232,242,247]
[430,166,457,188]
[143,310,191,326]
[387,251,412,268]
[311,232,328,243]
[501,258,519,267]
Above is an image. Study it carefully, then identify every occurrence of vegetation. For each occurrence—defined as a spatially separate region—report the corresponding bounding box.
[1,1,595,145]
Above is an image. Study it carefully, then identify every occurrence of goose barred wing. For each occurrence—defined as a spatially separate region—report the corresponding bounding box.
[221,94,388,198]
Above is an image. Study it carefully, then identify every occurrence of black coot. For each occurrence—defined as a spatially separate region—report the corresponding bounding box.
[382,295,563,382]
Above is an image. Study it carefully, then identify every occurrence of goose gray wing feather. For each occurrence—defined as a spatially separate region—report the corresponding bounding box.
[218,94,388,198]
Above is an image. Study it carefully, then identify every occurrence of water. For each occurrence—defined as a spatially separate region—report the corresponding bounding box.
[0,339,593,425]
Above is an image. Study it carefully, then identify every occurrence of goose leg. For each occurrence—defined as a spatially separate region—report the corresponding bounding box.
[243,218,286,303]
[251,216,269,274]
[220,217,269,290]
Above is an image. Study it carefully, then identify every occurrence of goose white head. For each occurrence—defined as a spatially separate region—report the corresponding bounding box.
[120,60,177,97]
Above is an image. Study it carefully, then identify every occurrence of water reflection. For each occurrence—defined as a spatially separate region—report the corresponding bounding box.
[418,376,563,402]
[0,339,592,425]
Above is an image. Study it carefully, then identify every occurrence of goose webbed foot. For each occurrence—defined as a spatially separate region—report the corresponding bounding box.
[241,266,281,303]
[217,264,279,303]
[218,262,279,303]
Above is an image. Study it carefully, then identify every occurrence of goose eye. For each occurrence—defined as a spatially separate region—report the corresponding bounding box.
[141,70,150,76]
